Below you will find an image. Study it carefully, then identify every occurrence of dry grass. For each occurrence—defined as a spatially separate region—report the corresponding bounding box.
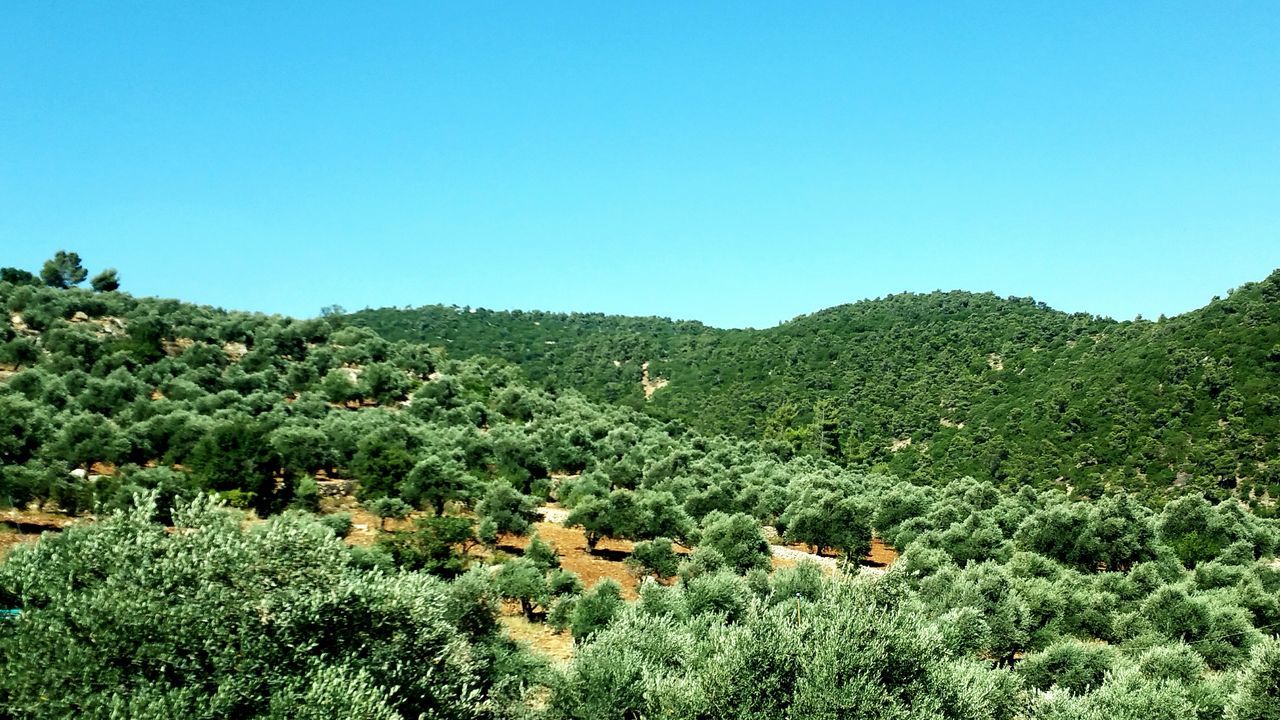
[499,612,575,665]
[317,493,418,547]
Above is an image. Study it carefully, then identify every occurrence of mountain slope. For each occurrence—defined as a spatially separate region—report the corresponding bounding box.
[350,270,1280,499]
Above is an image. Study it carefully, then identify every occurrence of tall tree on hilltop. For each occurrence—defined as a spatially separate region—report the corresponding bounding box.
[40,251,88,288]
[90,268,120,292]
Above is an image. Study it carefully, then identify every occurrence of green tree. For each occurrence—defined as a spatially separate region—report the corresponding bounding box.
[780,493,871,558]
[350,430,415,499]
[1157,496,1231,567]
[377,514,474,578]
[320,368,360,405]
[565,489,647,552]
[186,416,284,514]
[638,490,695,545]
[629,537,680,579]
[89,268,120,292]
[525,533,561,570]
[50,412,128,471]
[0,337,40,370]
[1016,639,1118,694]
[269,425,336,479]
[39,250,88,288]
[1226,636,1280,720]
[553,573,1021,720]
[0,267,40,286]
[698,512,771,574]
[0,394,46,467]
[366,496,411,531]
[570,579,623,641]
[359,362,415,405]
[400,454,471,515]
[495,558,549,621]
[476,480,540,535]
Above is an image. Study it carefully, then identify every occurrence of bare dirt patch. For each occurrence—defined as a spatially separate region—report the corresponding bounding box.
[641,361,669,399]
[536,505,570,524]
[0,508,80,532]
[498,520,650,600]
[0,529,40,560]
[163,337,194,356]
[767,534,899,574]
[0,509,82,561]
[9,313,31,334]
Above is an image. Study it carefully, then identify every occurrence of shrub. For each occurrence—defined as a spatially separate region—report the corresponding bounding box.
[629,537,680,579]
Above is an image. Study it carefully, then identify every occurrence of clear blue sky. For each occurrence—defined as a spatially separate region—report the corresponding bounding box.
[2,2,1278,328]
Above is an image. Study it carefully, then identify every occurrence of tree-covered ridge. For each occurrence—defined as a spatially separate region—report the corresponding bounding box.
[345,304,714,406]
[351,269,1280,504]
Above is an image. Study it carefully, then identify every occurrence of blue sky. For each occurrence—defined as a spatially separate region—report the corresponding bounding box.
[2,2,1278,328]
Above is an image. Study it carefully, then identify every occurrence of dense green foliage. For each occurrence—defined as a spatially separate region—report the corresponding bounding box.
[352,269,1280,504]
[5,255,1280,717]
[0,494,535,719]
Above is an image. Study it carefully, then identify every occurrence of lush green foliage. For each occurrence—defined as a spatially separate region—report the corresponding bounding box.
[554,574,1022,720]
[352,269,1280,504]
[5,257,1280,718]
[0,494,535,719]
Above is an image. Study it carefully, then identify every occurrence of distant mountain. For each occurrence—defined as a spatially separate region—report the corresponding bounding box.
[350,269,1280,500]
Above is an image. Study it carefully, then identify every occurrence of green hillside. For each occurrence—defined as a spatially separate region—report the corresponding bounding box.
[5,257,1280,718]
[351,270,1280,501]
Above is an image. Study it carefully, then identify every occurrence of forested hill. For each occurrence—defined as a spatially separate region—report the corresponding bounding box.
[7,256,1280,718]
[351,269,1280,499]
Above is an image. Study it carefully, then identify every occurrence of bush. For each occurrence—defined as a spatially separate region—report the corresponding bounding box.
[547,568,584,598]
[553,576,1022,720]
[1226,635,1280,720]
[629,537,680,579]
[542,592,574,632]
[769,560,824,605]
[1016,639,1118,694]
[316,512,354,538]
[476,480,540,535]
[377,515,474,578]
[683,571,750,623]
[677,546,726,582]
[697,512,771,575]
[571,579,623,641]
[1137,643,1206,683]
[291,476,321,513]
[525,533,560,570]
